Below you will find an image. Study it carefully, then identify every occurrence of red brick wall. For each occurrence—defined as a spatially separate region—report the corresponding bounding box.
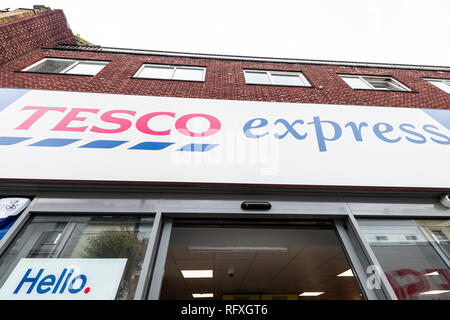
[0,47,449,109]
[0,10,76,66]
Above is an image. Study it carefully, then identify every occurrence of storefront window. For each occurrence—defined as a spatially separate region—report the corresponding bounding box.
[0,215,153,300]
[358,219,450,300]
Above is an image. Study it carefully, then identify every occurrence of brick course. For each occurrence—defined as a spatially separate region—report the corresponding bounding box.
[0,9,75,66]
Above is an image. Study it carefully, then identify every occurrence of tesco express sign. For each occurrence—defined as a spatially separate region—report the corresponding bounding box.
[0,88,449,188]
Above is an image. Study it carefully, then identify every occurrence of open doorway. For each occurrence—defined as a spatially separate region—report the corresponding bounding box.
[159,219,363,300]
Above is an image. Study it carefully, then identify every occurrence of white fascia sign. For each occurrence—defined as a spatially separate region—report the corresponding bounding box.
[0,258,127,300]
[0,88,449,188]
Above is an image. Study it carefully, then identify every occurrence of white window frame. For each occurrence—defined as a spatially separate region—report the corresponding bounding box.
[22,58,109,75]
[133,64,206,82]
[244,69,311,87]
[423,78,450,94]
[339,74,411,92]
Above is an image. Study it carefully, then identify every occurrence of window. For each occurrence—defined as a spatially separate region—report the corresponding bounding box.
[134,64,206,81]
[433,230,448,241]
[339,74,410,91]
[0,215,154,300]
[358,219,450,300]
[22,58,108,76]
[244,70,311,86]
[424,78,450,93]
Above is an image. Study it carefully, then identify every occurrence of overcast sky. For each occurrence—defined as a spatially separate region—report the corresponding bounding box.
[7,0,450,66]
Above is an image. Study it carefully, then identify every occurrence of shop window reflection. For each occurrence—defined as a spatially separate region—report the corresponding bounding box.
[359,219,450,300]
[0,216,153,300]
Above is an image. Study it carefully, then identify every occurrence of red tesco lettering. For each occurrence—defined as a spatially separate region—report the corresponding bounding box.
[15,106,221,137]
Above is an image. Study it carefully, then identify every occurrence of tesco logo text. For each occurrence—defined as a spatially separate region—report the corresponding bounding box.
[15,106,221,137]
[13,268,90,295]
[11,105,450,154]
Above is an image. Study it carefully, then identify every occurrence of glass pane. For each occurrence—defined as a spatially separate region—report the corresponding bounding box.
[173,67,204,81]
[428,80,450,93]
[271,73,307,86]
[137,65,174,79]
[0,216,153,300]
[27,59,74,73]
[160,222,363,300]
[341,76,371,89]
[366,78,404,91]
[358,219,450,300]
[65,62,107,75]
[244,71,271,84]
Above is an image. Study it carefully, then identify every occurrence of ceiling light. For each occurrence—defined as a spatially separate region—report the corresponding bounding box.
[299,292,324,297]
[424,271,439,276]
[181,270,213,278]
[193,293,214,298]
[337,269,354,277]
[419,290,450,295]
[187,246,288,252]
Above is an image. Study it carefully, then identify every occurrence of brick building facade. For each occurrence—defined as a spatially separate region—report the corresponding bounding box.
[1,9,449,109]
[0,8,75,66]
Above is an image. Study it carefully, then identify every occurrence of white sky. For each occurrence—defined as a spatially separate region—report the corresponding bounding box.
[6,0,450,66]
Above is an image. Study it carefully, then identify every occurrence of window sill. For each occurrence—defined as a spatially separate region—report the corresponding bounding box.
[245,83,315,88]
[130,76,205,83]
[14,70,96,77]
[352,88,419,93]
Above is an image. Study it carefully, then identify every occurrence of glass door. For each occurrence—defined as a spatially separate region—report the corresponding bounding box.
[156,219,363,300]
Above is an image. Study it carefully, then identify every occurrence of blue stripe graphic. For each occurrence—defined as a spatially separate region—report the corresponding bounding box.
[1,136,219,152]
[80,140,128,149]
[0,137,31,145]
[30,138,80,147]
[177,144,218,152]
[0,88,30,112]
[129,142,174,150]
[422,109,450,131]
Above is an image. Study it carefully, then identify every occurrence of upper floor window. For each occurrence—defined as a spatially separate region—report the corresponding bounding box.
[134,64,206,82]
[244,70,311,87]
[339,74,410,91]
[22,58,109,76]
[424,78,450,93]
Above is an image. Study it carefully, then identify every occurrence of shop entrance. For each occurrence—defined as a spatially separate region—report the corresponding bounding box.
[158,219,363,300]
